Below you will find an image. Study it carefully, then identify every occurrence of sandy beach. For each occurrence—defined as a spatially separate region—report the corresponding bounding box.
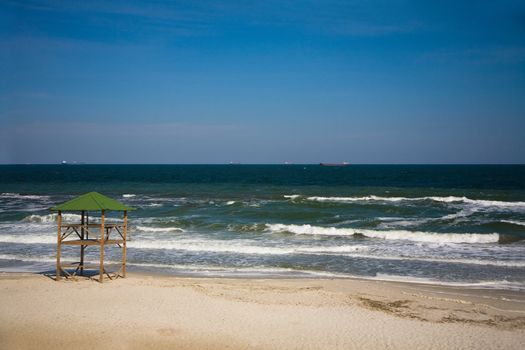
[3,0,525,348]
[1,273,524,349]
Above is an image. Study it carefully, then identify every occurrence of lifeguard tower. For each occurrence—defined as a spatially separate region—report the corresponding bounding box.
[51,192,135,283]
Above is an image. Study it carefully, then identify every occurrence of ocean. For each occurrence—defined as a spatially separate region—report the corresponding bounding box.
[1,164,524,290]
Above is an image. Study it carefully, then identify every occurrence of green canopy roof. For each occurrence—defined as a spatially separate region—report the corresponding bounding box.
[51,192,135,212]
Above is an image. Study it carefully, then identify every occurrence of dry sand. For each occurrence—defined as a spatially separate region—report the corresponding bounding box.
[1,272,524,349]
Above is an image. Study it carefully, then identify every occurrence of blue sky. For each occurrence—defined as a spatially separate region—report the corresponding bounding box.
[1,0,524,164]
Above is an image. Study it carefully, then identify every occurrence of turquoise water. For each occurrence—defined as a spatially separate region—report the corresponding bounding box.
[1,165,524,289]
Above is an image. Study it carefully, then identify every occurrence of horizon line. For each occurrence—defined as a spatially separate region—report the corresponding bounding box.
[1,163,524,166]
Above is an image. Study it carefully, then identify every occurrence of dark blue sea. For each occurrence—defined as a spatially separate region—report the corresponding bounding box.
[1,165,524,290]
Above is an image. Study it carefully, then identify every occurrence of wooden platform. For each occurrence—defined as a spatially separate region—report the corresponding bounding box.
[62,239,124,246]
[56,209,129,283]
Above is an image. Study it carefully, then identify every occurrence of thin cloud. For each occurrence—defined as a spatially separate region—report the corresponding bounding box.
[4,0,218,42]
[4,0,422,40]
[418,46,525,65]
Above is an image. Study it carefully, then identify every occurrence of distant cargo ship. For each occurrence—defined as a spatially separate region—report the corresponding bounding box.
[319,162,350,166]
[60,160,85,165]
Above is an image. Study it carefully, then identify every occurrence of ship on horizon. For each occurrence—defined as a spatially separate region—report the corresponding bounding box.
[319,162,350,167]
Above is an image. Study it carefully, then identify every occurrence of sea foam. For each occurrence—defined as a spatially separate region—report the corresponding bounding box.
[0,252,522,289]
[22,213,81,224]
[0,234,55,244]
[284,195,300,200]
[265,223,501,244]
[0,193,50,200]
[305,195,525,209]
[128,239,369,255]
[135,226,185,233]
[501,220,525,227]
[367,274,525,291]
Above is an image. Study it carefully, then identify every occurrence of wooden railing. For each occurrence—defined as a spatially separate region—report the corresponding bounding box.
[56,209,128,283]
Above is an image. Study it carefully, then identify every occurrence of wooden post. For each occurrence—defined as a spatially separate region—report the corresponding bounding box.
[56,211,62,281]
[122,210,127,278]
[100,210,105,283]
[80,210,85,276]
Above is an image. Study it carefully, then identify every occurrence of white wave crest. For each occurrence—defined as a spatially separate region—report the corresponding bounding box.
[284,195,300,200]
[378,218,432,229]
[122,194,136,198]
[501,220,525,227]
[135,226,185,233]
[226,201,236,205]
[0,242,367,259]
[440,208,478,221]
[0,253,56,263]
[128,239,369,256]
[265,224,500,244]
[0,193,50,200]
[306,195,525,209]
[299,246,369,254]
[308,195,412,202]
[5,232,521,268]
[344,252,525,268]
[146,203,163,207]
[22,213,81,224]
[0,234,55,244]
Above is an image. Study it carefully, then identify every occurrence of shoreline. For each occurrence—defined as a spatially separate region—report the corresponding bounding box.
[1,272,524,349]
[1,256,524,292]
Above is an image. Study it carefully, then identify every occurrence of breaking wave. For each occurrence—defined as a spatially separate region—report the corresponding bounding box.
[22,213,81,224]
[265,223,502,244]
[501,220,525,227]
[305,195,525,209]
[135,226,185,233]
[284,195,300,200]
[127,239,369,255]
[345,252,525,268]
[0,193,50,200]
[0,234,55,244]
